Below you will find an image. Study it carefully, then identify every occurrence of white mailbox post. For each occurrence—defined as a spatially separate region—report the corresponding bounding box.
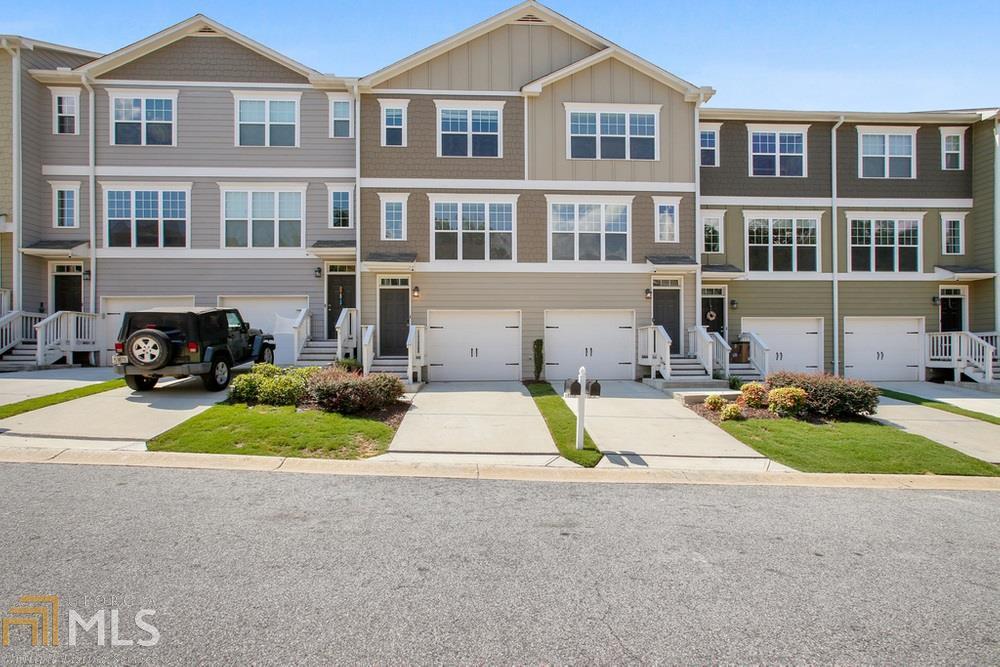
[576,366,587,450]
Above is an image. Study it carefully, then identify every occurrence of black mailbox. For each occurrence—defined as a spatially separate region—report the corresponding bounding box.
[587,380,601,397]
[564,379,581,396]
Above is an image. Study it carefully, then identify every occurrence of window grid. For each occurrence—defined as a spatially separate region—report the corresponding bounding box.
[569,110,656,160]
[55,95,77,135]
[384,107,404,146]
[106,190,187,248]
[439,108,500,157]
[223,190,303,248]
[383,202,404,240]
[747,218,818,271]
[112,96,174,146]
[941,131,964,170]
[550,202,630,262]
[849,218,921,271]
[700,130,718,167]
[751,130,805,176]
[432,202,513,261]
[656,204,679,243]
[943,218,964,255]
[330,191,351,228]
[331,100,351,138]
[703,216,723,253]
[237,98,297,147]
[55,189,76,228]
[860,132,914,178]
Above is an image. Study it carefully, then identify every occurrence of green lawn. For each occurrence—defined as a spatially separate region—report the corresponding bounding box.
[880,388,1000,426]
[148,403,395,459]
[0,379,125,420]
[721,417,1000,476]
[525,382,602,468]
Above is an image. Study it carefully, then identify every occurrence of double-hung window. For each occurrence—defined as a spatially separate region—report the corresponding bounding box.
[547,196,631,262]
[110,90,177,146]
[50,182,80,228]
[858,126,916,178]
[849,214,922,272]
[940,127,966,171]
[653,197,681,243]
[223,187,305,248]
[105,186,190,248]
[701,210,725,254]
[566,103,659,160]
[745,213,820,272]
[941,212,966,256]
[379,193,409,241]
[234,92,300,147]
[436,101,503,157]
[327,93,352,138]
[379,98,409,147]
[51,88,80,135]
[429,196,517,261]
[700,123,721,167]
[748,124,807,176]
[328,187,352,228]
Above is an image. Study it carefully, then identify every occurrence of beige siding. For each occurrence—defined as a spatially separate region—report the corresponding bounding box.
[0,52,11,235]
[970,279,995,332]
[702,206,834,273]
[969,120,996,274]
[377,24,599,91]
[528,57,695,183]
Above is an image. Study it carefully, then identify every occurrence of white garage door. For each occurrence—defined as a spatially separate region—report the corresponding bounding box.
[844,316,924,381]
[741,317,824,374]
[217,296,309,334]
[101,295,196,365]
[426,310,521,381]
[544,310,635,381]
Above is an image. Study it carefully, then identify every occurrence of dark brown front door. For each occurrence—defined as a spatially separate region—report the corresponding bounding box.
[940,297,964,332]
[379,288,409,356]
[53,275,83,312]
[326,274,356,339]
[702,295,726,335]
[652,289,681,351]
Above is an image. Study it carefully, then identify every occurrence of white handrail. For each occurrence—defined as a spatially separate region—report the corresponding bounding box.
[406,324,425,384]
[688,325,714,378]
[361,325,375,376]
[34,311,99,366]
[637,324,672,379]
[289,308,310,361]
[974,331,999,361]
[0,289,10,316]
[963,332,994,383]
[741,331,771,379]
[927,331,957,364]
[709,331,731,378]
[335,307,357,360]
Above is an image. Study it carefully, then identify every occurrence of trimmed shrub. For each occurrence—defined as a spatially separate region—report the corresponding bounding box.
[741,381,768,409]
[720,403,744,421]
[250,363,284,378]
[766,371,879,419]
[308,368,403,414]
[257,374,307,406]
[288,366,322,381]
[367,373,405,405]
[704,394,727,411]
[229,373,263,403]
[728,376,744,391]
[533,339,544,382]
[767,386,808,418]
[336,357,363,373]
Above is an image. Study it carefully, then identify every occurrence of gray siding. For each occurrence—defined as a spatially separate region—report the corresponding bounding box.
[0,52,10,292]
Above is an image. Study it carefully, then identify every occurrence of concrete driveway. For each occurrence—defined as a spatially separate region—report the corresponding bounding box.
[560,381,790,472]
[875,397,1000,464]
[0,367,117,406]
[879,381,1000,418]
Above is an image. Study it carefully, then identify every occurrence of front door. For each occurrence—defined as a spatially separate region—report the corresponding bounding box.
[379,288,409,356]
[701,293,726,335]
[940,297,964,332]
[53,274,83,312]
[327,274,356,339]
[652,289,681,352]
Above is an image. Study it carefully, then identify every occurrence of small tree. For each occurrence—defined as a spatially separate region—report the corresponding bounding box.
[532,339,544,381]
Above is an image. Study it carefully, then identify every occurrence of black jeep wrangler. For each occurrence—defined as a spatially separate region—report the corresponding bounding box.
[113,308,275,391]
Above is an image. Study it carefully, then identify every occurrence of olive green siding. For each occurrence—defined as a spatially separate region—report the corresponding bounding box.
[701,206,834,273]
[970,279,995,332]
[0,51,11,292]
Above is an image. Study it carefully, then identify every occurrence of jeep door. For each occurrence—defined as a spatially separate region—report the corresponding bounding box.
[225,311,250,362]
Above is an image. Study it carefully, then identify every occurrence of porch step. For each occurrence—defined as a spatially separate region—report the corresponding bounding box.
[370,357,409,381]
[0,343,42,370]
[643,377,730,392]
[729,362,763,382]
[293,339,341,367]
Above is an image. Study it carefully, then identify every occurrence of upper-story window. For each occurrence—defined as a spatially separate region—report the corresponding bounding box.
[848,214,922,272]
[858,126,916,179]
[700,123,721,167]
[328,93,352,138]
[701,210,725,254]
[379,193,409,241]
[50,181,80,228]
[941,212,967,255]
[565,103,659,161]
[653,197,681,243]
[327,187,352,228]
[234,92,300,147]
[379,98,409,147]
[105,186,190,248]
[745,213,820,272]
[939,127,966,171]
[547,196,632,262]
[222,186,305,248]
[435,100,504,158]
[429,195,517,261]
[51,88,80,135]
[748,124,807,177]
[110,90,177,146]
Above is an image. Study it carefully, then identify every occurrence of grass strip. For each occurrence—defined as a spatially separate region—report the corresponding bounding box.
[879,388,1000,427]
[0,379,126,420]
[525,382,602,468]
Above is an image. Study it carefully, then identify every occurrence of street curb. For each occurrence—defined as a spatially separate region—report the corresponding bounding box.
[0,446,998,491]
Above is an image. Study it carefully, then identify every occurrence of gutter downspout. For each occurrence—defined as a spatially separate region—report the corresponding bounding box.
[2,39,22,310]
[994,117,1000,332]
[831,115,845,375]
[82,74,96,314]
[353,83,361,355]
[694,92,704,355]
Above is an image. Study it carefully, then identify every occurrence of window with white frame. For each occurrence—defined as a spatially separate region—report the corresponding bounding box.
[379,193,408,241]
[328,187,352,228]
[51,182,79,228]
[566,103,659,160]
[379,99,408,147]
[653,197,681,243]
[110,90,177,146]
[328,93,352,138]
[430,197,516,261]
[940,127,966,171]
[548,197,631,262]
[702,210,725,254]
[748,125,807,176]
[234,93,299,147]
[941,212,966,255]
[746,214,819,271]
[436,101,503,157]
[849,215,921,272]
[858,127,916,178]
[105,187,189,248]
[51,88,79,135]
[700,123,720,167]
[223,188,304,248]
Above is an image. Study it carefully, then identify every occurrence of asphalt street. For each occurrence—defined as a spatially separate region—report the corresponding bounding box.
[0,463,997,664]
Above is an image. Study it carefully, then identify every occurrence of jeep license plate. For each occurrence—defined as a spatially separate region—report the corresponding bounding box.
[112,355,129,365]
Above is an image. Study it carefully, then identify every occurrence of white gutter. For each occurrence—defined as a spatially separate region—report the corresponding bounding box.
[994,117,1000,331]
[830,115,845,375]
[82,74,96,313]
[353,82,362,351]
[694,92,704,352]
[2,39,22,310]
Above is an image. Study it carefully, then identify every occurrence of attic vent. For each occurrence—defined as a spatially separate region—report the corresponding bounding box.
[515,14,547,23]
[196,26,218,34]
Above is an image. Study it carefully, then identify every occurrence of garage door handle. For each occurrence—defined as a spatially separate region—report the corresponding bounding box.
[545,362,559,366]
[505,325,519,329]
[429,325,444,329]
[505,362,519,366]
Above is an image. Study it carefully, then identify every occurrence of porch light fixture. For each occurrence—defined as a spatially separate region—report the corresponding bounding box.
[644,288,652,299]
[82,270,91,281]
[931,295,940,305]
[313,267,322,278]
[412,285,421,299]
[729,299,738,309]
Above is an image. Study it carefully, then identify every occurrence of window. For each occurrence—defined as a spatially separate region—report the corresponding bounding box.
[328,93,352,138]
[849,214,922,272]
[379,193,409,241]
[547,197,631,262]
[745,214,820,272]
[379,98,409,147]
[234,92,300,147]
[858,126,916,178]
[51,88,79,135]
[700,123,720,167]
[940,127,966,171]
[702,210,725,254]
[653,196,681,243]
[429,196,517,261]
[222,187,305,248]
[328,187,352,228]
[436,101,504,157]
[110,90,177,146]
[51,182,80,228]
[941,212,966,256]
[566,103,659,160]
[105,187,189,248]
[748,124,807,177]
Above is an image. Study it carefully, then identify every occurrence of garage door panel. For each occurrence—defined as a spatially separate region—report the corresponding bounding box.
[544,310,635,381]
[844,317,923,381]
[101,296,196,365]
[741,317,824,374]
[426,310,521,381]
[217,296,309,334]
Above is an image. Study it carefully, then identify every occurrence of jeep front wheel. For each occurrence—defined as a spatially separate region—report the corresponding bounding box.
[260,346,274,365]
[125,375,158,391]
[202,358,232,391]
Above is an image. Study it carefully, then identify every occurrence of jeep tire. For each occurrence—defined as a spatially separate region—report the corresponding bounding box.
[126,329,172,370]
[201,357,232,391]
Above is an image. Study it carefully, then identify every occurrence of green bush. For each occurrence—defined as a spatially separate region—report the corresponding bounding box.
[336,357,362,373]
[229,373,263,403]
[257,374,307,406]
[533,339,544,382]
[741,381,768,409]
[288,366,322,381]
[250,363,284,378]
[766,371,879,418]
[728,376,744,391]
[720,403,744,421]
[704,394,727,411]
[308,368,404,414]
[767,386,808,418]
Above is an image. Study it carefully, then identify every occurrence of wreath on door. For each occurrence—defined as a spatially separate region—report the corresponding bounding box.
[705,309,718,322]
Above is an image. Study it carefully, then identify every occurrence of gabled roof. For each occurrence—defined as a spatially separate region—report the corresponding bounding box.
[701,107,986,124]
[0,35,101,60]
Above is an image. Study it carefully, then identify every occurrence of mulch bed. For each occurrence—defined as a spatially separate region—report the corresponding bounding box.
[357,399,411,430]
[688,398,776,425]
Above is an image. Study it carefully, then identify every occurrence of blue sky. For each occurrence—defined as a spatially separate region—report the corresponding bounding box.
[3,0,998,111]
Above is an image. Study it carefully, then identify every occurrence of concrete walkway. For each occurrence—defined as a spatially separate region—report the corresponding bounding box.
[559,381,791,472]
[879,381,1000,418]
[874,397,1000,464]
[0,367,117,406]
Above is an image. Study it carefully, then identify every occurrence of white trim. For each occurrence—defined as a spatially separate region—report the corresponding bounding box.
[327,92,353,139]
[378,192,409,241]
[373,88,520,97]
[47,260,85,314]
[701,195,974,208]
[940,211,967,256]
[375,274,412,357]
[544,194,635,205]
[101,183,193,250]
[743,210,824,273]
[856,125,918,179]
[94,79,314,90]
[325,184,353,230]
[323,262,357,341]
[564,102,661,162]
[746,123,809,177]
[939,126,967,171]
[426,193,519,263]
[700,284,728,336]
[650,274,685,354]
[45,165,356,178]
[434,100,505,159]
[938,284,969,331]
[652,196,682,243]
[95,248,318,259]
[368,262,664,274]
[699,122,721,167]
[378,98,409,148]
[50,87,80,135]
[218,183,308,250]
[108,88,178,147]
[232,90,302,148]
[49,180,81,229]
[545,195,633,264]
[360,177,695,192]
[701,209,725,254]
[845,211,926,274]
